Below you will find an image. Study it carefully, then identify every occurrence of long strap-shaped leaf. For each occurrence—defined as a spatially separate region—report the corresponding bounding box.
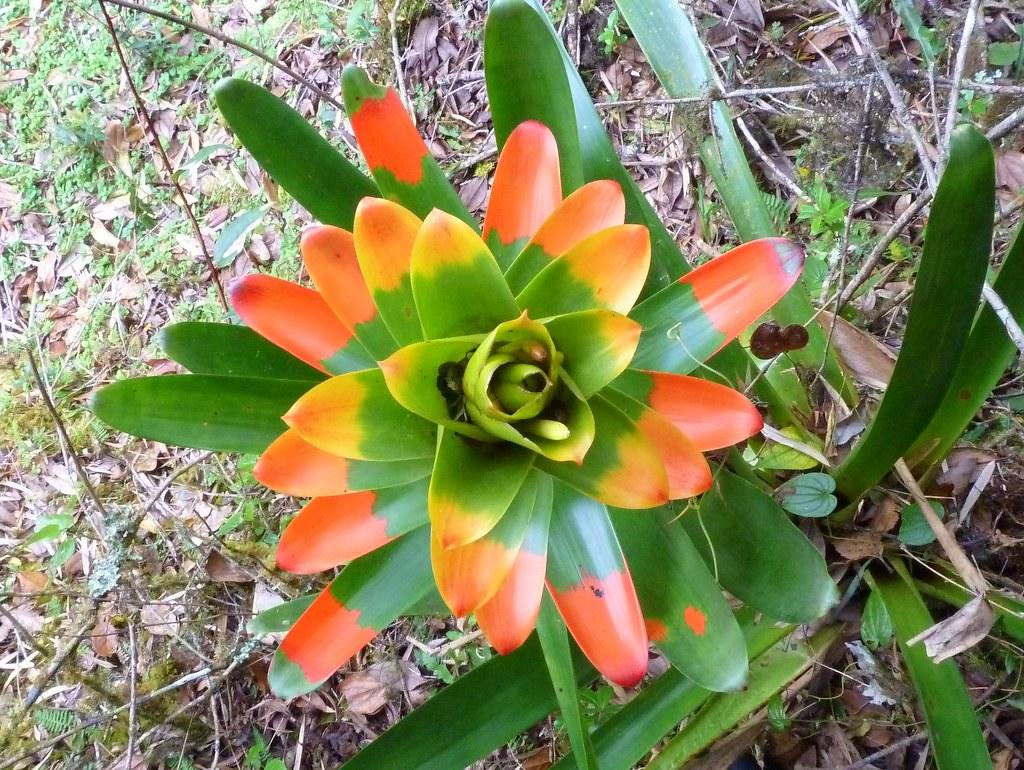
[908,219,1024,474]
[536,594,597,770]
[614,0,853,405]
[342,634,594,769]
[484,0,583,195]
[214,78,377,228]
[91,375,309,453]
[549,614,793,770]
[611,507,747,692]
[867,561,990,770]
[833,125,995,502]
[160,322,325,381]
[684,470,838,623]
[269,526,433,698]
[509,0,681,298]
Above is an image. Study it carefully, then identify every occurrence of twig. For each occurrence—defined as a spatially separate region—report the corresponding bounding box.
[387,0,411,118]
[828,732,927,770]
[100,0,351,122]
[941,0,982,155]
[735,115,809,201]
[894,459,987,595]
[831,0,937,191]
[26,351,107,523]
[127,623,138,766]
[21,619,95,710]
[981,282,1024,354]
[988,102,1024,142]
[98,0,228,311]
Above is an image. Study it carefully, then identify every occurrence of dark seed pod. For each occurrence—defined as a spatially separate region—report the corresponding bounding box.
[781,324,809,351]
[750,321,784,359]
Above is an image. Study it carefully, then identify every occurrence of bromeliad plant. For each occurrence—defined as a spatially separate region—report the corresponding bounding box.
[92,0,850,764]
[99,88,803,695]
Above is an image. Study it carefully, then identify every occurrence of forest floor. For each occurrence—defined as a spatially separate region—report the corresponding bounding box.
[2,0,1024,767]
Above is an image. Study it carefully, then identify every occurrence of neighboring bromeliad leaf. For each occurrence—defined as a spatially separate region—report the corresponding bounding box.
[683,471,838,623]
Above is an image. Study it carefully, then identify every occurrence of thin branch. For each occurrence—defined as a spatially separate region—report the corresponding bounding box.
[894,459,987,595]
[0,603,49,656]
[98,0,228,311]
[26,351,108,522]
[100,0,351,123]
[388,0,411,118]
[941,0,982,155]
[982,282,1024,355]
[831,0,938,191]
[127,623,138,766]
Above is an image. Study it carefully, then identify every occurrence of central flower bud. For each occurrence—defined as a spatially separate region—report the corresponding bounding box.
[441,313,595,464]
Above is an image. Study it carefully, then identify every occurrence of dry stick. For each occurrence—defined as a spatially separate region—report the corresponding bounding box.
[101,0,351,121]
[831,0,938,191]
[98,0,228,311]
[981,282,1024,353]
[735,114,809,201]
[894,459,987,595]
[388,0,411,117]
[831,732,927,770]
[941,0,982,155]
[26,352,107,523]
[126,623,138,766]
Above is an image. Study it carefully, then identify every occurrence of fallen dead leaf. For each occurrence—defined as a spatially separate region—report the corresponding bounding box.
[141,600,181,636]
[90,218,121,248]
[996,150,1024,192]
[340,660,427,715]
[831,530,884,560]
[908,593,994,662]
[820,312,896,390]
[16,570,49,594]
[935,447,997,498]
[801,23,848,55]
[0,180,21,210]
[205,549,252,583]
[91,606,119,657]
[867,495,900,533]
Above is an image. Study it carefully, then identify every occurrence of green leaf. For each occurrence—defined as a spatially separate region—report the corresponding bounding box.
[213,206,268,267]
[892,0,942,65]
[898,500,945,546]
[91,375,308,453]
[611,507,748,692]
[645,626,839,770]
[160,322,325,381]
[484,0,583,193]
[549,614,793,770]
[833,125,995,502]
[343,634,594,770]
[536,594,596,770]
[247,594,316,635]
[512,0,681,298]
[909,220,1024,473]
[684,471,838,623]
[861,589,894,649]
[214,78,377,228]
[774,472,838,518]
[989,39,1024,68]
[866,562,990,770]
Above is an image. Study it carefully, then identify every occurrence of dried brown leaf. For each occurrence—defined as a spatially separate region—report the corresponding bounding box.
[831,530,884,561]
[341,660,427,715]
[996,150,1024,192]
[907,594,994,662]
[205,549,252,583]
[820,312,896,390]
